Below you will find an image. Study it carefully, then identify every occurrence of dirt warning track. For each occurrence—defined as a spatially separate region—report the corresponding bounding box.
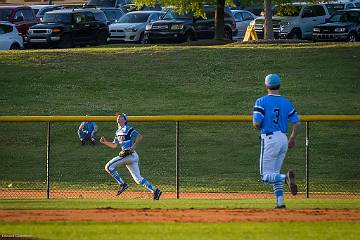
[1,209,359,223]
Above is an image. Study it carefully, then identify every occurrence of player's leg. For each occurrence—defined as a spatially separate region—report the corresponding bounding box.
[272,133,290,207]
[104,156,128,195]
[125,153,162,200]
[260,133,286,208]
[78,130,87,145]
[90,130,96,144]
[260,135,285,183]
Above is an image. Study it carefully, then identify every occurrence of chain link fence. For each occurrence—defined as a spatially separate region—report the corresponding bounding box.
[0,118,359,199]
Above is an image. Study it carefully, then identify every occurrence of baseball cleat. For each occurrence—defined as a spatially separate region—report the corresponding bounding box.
[275,205,286,209]
[116,183,129,196]
[286,171,298,195]
[153,188,162,200]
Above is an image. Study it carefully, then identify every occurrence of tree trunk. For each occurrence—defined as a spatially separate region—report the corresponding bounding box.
[214,0,225,40]
[263,0,274,40]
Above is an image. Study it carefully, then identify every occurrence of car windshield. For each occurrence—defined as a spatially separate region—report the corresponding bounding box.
[118,12,150,23]
[86,0,133,7]
[42,13,72,23]
[274,5,301,17]
[325,4,345,15]
[328,11,359,22]
[33,9,40,15]
[0,9,12,21]
[162,9,192,20]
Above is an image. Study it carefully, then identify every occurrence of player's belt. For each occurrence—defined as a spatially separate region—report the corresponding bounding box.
[264,132,273,136]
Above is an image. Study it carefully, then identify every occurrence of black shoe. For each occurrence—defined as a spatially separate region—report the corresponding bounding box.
[286,171,298,195]
[90,139,96,145]
[275,205,286,209]
[81,139,86,145]
[116,183,129,196]
[153,188,162,200]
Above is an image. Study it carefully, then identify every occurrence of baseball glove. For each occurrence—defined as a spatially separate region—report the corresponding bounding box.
[119,149,132,157]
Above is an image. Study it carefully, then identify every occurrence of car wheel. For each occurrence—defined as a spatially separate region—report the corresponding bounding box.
[9,43,20,50]
[138,32,146,44]
[58,34,73,48]
[96,31,108,45]
[288,29,301,40]
[224,29,233,40]
[348,32,357,42]
[183,31,194,43]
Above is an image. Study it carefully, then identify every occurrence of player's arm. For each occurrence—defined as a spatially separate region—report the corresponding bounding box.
[288,106,301,148]
[288,121,300,149]
[130,133,142,152]
[253,102,264,131]
[100,136,117,149]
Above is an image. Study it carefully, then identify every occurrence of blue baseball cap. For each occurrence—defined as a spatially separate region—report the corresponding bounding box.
[121,113,128,122]
[265,74,281,87]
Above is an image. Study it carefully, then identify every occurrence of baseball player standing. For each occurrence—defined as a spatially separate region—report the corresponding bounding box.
[100,112,162,200]
[252,74,300,208]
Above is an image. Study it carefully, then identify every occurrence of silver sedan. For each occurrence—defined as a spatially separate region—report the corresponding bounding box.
[108,11,164,43]
[231,10,257,39]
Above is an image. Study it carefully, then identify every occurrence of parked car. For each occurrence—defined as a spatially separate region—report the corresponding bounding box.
[98,7,124,23]
[0,22,24,50]
[0,5,39,37]
[325,3,345,15]
[84,0,134,13]
[108,10,164,43]
[26,9,109,48]
[254,3,331,39]
[313,9,360,42]
[231,9,257,39]
[30,5,65,21]
[144,6,237,43]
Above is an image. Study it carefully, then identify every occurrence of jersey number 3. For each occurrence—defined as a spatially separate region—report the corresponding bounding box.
[273,108,280,124]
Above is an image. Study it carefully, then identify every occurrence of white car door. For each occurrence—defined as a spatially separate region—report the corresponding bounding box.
[0,24,14,50]
[300,5,327,39]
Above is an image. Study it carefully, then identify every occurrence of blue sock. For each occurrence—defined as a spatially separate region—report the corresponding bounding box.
[273,181,285,206]
[110,170,124,185]
[263,174,285,183]
[140,178,156,193]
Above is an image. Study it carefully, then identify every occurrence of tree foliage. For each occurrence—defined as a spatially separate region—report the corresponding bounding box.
[134,0,234,18]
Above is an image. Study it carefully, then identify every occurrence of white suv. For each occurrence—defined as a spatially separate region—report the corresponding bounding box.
[254,3,331,39]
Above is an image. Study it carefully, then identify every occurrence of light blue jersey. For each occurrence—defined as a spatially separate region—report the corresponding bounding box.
[253,94,300,134]
[112,124,139,150]
[82,122,96,133]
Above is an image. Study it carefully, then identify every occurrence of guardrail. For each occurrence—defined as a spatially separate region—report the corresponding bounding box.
[1,115,359,199]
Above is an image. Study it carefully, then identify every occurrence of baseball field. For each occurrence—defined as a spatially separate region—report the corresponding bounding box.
[0,41,360,239]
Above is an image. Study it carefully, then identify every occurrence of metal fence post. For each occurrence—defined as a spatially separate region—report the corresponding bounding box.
[46,122,51,199]
[305,121,310,198]
[176,121,180,199]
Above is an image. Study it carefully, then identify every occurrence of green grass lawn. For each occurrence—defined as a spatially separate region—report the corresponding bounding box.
[0,42,359,195]
[1,222,359,240]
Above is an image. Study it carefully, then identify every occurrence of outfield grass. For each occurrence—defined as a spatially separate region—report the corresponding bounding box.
[0,42,359,195]
[1,222,359,240]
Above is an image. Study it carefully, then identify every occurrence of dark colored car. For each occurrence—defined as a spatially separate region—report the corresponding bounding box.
[313,9,360,42]
[98,7,124,23]
[0,5,39,36]
[84,0,134,13]
[84,0,161,13]
[144,6,237,43]
[26,9,109,48]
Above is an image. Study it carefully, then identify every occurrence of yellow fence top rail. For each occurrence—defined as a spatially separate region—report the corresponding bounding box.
[0,115,359,122]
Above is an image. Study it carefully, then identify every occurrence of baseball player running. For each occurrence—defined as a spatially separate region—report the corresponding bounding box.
[100,112,162,200]
[252,74,300,208]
